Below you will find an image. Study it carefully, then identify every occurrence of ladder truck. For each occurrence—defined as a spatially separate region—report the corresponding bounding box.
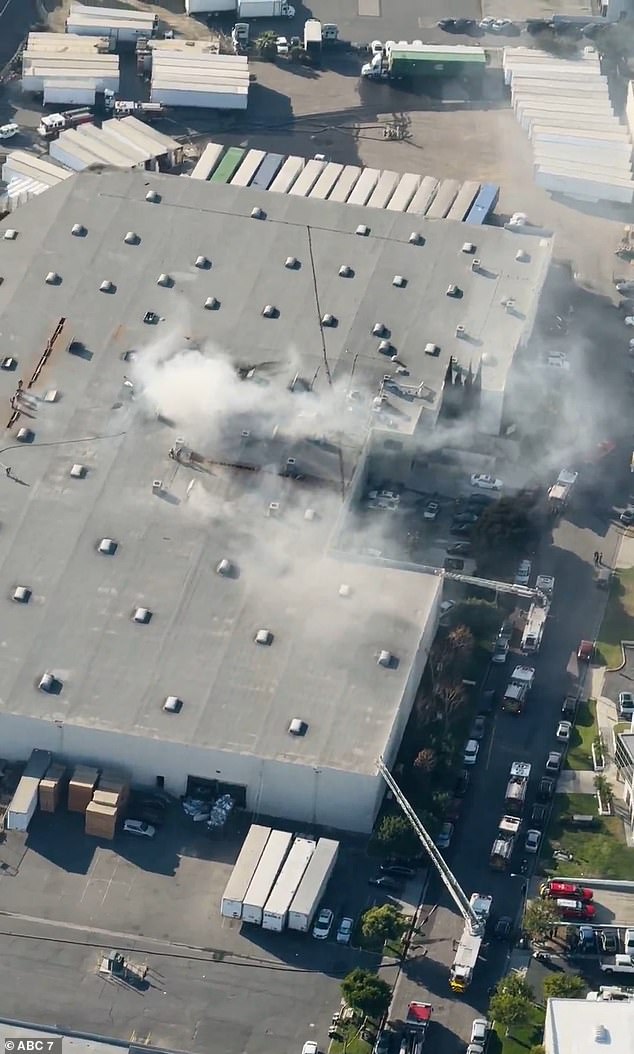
[377,758,489,996]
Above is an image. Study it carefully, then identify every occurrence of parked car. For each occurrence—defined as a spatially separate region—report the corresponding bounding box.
[435,822,454,849]
[380,864,415,878]
[617,281,634,294]
[438,17,475,31]
[514,559,532,585]
[478,689,496,715]
[556,899,596,921]
[556,720,572,742]
[423,501,440,521]
[470,473,503,490]
[302,1043,318,1054]
[530,804,547,826]
[561,695,578,717]
[599,930,618,953]
[452,512,479,525]
[0,122,19,140]
[526,18,553,33]
[525,829,541,854]
[336,916,354,944]
[494,916,512,940]
[463,739,480,766]
[123,819,155,838]
[470,715,487,740]
[546,751,562,772]
[384,854,424,870]
[446,542,472,556]
[471,1020,489,1044]
[373,1032,391,1054]
[491,638,509,665]
[440,600,455,620]
[537,777,555,801]
[619,691,634,715]
[624,928,634,953]
[578,639,594,661]
[312,908,334,939]
[454,770,470,796]
[620,508,634,526]
[369,875,399,892]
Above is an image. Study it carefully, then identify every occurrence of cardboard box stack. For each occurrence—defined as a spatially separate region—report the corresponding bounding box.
[38,762,67,813]
[85,801,118,840]
[67,765,99,813]
[84,770,130,840]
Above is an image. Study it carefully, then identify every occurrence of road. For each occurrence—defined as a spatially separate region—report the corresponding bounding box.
[0,0,37,73]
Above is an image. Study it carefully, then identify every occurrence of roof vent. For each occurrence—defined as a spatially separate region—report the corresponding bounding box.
[70,463,86,479]
[195,254,210,269]
[594,1025,609,1043]
[132,607,152,624]
[504,298,516,313]
[378,339,393,355]
[71,223,86,237]
[44,389,58,403]
[204,296,220,310]
[425,342,440,357]
[163,695,183,713]
[98,537,117,555]
[255,629,273,645]
[516,249,530,262]
[304,508,315,521]
[45,271,61,285]
[1,356,17,371]
[462,242,476,254]
[251,206,265,220]
[157,273,172,287]
[17,427,33,442]
[409,231,424,245]
[143,311,159,324]
[3,229,17,241]
[145,190,161,203]
[372,322,387,337]
[321,313,336,327]
[288,718,307,736]
[378,649,393,668]
[446,284,460,297]
[356,224,370,236]
[262,304,278,318]
[455,324,466,338]
[339,584,351,597]
[241,429,250,438]
[339,264,354,278]
[100,280,115,293]
[12,585,31,603]
[39,672,58,693]
[471,258,481,272]
[216,558,233,576]
[151,479,163,495]
[285,256,299,269]
[392,275,406,287]
[268,501,280,515]
[124,231,140,245]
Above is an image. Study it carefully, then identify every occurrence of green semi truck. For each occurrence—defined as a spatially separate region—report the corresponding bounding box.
[361,42,486,82]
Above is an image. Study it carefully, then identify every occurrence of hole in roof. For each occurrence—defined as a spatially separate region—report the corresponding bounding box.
[262,304,278,318]
[3,229,17,241]
[356,224,370,236]
[70,463,86,478]
[255,629,273,645]
[98,538,117,555]
[163,695,183,713]
[71,223,87,237]
[157,273,172,288]
[195,255,210,269]
[100,280,116,294]
[132,607,152,624]
[45,271,61,285]
[145,190,161,203]
[204,296,220,310]
[1,356,17,371]
[285,256,299,269]
[251,207,265,220]
[392,275,406,288]
[124,231,140,245]
[288,718,307,737]
[12,585,31,603]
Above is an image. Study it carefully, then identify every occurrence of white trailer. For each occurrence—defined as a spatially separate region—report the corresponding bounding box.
[261,837,316,932]
[406,175,439,215]
[288,838,339,932]
[446,180,480,221]
[150,82,248,110]
[242,829,293,925]
[366,169,400,209]
[221,824,271,918]
[66,3,157,42]
[386,172,421,212]
[230,148,266,186]
[186,0,235,10]
[5,750,51,832]
[309,162,343,200]
[327,164,362,202]
[269,155,304,192]
[42,83,97,107]
[425,178,460,218]
[191,142,224,181]
[237,0,295,16]
[287,158,325,196]
[346,167,380,205]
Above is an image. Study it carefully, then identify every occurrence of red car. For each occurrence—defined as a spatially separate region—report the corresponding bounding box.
[540,881,594,903]
[578,640,594,662]
[555,898,596,921]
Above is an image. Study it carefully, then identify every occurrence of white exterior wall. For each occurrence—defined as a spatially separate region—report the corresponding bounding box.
[150,85,248,109]
[186,0,236,11]
[535,166,634,204]
[48,138,96,172]
[627,82,634,144]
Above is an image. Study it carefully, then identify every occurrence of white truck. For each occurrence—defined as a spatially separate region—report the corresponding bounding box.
[449,893,492,995]
[504,762,531,815]
[521,601,549,654]
[600,955,634,975]
[287,837,339,932]
[38,109,94,139]
[548,469,577,512]
[261,837,316,932]
[502,665,535,714]
[241,829,293,925]
[186,0,294,14]
[489,815,521,870]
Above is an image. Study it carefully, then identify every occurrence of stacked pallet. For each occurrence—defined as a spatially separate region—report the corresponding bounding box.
[38,762,67,813]
[68,765,99,813]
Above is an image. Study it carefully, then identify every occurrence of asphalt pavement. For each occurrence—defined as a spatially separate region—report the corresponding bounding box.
[0,0,38,73]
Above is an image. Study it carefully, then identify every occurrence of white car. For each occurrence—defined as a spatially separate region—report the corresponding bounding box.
[423,500,440,520]
[471,1019,489,1044]
[514,559,532,586]
[547,353,570,371]
[463,739,479,766]
[492,638,509,664]
[0,122,19,140]
[466,1046,484,1054]
[625,316,634,326]
[302,1043,318,1054]
[556,720,572,741]
[470,473,503,491]
[619,691,634,714]
[123,819,155,838]
[525,829,541,854]
[336,916,354,944]
[312,907,334,940]
[435,821,454,849]
[440,600,455,620]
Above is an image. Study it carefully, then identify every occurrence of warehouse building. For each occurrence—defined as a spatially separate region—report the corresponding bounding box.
[65,2,158,45]
[150,49,249,110]
[47,119,182,173]
[0,171,550,832]
[21,32,120,106]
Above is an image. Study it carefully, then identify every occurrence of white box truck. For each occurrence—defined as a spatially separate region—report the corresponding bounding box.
[287,837,339,932]
[241,829,292,925]
[261,837,316,932]
[220,824,271,919]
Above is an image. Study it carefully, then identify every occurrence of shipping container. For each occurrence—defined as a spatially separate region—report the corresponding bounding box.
[464,182,499,225]
[385,172,421,212]
[262,837,316,932]
[366,169,400,209]
[221,824,272,918]
[346,167,380,205]
[150,84,248,110]
[287,158,326,196]
[309,162,344,200]
[268,155,304,193]
[230,149,266,187]
[242,829,293,924]
[186,0,235,11]
[210,147,246,184]
[446,180,481,221]
[535,165,634,204]
[327,164,362,202]
[251,152,284,189]
[425,178,460,218]
[406,175,439,214]
[288,838,339,932]
[5,750,51,831]
[41,84,95,106]
[191,142,224,181]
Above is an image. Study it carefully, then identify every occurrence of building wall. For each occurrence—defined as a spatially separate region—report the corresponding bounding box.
[627,82,634,144]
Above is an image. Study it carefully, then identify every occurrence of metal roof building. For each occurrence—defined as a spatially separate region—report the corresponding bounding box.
[2,150,71,188]
[150,51,249,110]
[65,3,158,44]
[0,170,550,832]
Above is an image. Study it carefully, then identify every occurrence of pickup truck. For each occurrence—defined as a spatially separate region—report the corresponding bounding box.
[600,954,634,975]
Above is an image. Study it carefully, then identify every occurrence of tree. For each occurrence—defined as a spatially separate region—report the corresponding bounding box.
[256,30,278,60]
[542,973,586,1000]
[496,972,534,1001]
[429,625,474,687]
[413,747,437,782]
[446,599,501,641]
[471,491,541,568]
[523,898,559,940]
[373,814,419,857]
[489,991,532,1035]
[433,680,469,735]
[360,904,404,945]
[341,968,392,1020]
